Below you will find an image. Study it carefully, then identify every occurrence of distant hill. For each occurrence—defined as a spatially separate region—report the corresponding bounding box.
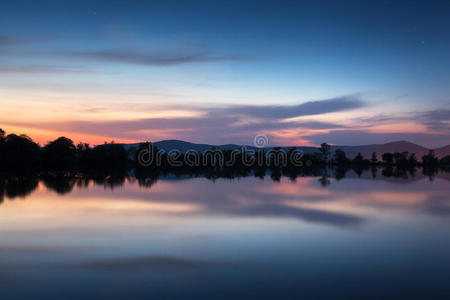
[123,140,252,153]
[122,140,450,160]
[155,140,246,153]
[436,145,450,158]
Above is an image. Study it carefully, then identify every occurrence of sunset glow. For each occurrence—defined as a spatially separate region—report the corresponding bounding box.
[1,1,449,147]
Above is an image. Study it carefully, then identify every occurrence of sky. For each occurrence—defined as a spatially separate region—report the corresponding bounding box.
[1,0,449,147]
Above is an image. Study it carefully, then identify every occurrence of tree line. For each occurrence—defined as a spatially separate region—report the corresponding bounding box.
[0,129,128,171]
[0,129,449,174]
[317,142,448,168]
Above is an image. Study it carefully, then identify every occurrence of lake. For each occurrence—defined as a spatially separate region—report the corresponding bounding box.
[1,170,450,299]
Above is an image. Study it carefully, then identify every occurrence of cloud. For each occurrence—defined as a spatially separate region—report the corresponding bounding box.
[20,96,450,148]
[236,120,347,131]
[9,98,449,148]
[62,49,248,66]
[3,114,347,145]
[353,113,413,124]
[0,65,102,74]
[417,109,450,132]
[420,109,450,121]
[223,96,366,119]
[7,116,236,134]
[3,97,360,144]
[0,245,89,254]
[0,35,24,46]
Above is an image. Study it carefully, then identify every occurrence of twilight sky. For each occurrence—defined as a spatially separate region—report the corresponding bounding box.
[1,0,450,147]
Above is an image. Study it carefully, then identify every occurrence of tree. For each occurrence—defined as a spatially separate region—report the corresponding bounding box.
[422,150,439,166]
[76,143,93,169]
[408,153,418,165]
[0,128,5,165]
[41,137,77,170]
[440,155,450,165]
[393,151,409,165]
[319,143,331,163]
[0,134,40,170]
[353,152,366,165]
[371,152,378,164]
[90,142,128,169]
[135,142,159,169]
[334,149,349,165]
[440,156,450,172]
[382,153,393,164]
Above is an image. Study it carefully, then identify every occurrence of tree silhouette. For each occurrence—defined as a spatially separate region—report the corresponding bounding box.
[408,153,418,165]
[134,142,160,175]
[440,155,450,172]
[353,152,368,165]
[319,143,331,163]
[382,153,394,165]
[76,143,93,168]
[334,149,349,166]
[422,150,439,166]
[41,137,77,170]
[0,128,5,168]
[441,155,450,165]
[0,133,40,170]
[0,128,448,182]
[89,142,128,169]
[393,152,409,165]
[371,152,378,164]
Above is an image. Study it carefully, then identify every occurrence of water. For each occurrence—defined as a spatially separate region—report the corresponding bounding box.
[1,171,450,299]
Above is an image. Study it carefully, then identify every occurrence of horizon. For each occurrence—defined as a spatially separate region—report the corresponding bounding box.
[3,127,450,150]
[1,1,450,147]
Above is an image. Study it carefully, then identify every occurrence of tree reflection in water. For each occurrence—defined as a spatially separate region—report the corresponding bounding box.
[0,165,446,205]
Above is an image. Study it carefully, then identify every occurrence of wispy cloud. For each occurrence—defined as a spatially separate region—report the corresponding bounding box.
[0,65,102,74]
[11,96,449,147]
[0,35,25,46]
[417,109,450,133]
[421,109,450,121]
[3,116,348,145]
[1,97,367,145]
[61,49,248,66]
[222,96,366,119]
[232,120,347,131]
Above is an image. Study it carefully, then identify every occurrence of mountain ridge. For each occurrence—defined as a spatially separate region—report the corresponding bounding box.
[122,140,450,159]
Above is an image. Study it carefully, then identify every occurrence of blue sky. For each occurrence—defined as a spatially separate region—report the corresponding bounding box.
[1,0,449,147]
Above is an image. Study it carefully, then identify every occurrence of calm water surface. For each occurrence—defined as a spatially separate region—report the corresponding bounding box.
[1,172,450,299]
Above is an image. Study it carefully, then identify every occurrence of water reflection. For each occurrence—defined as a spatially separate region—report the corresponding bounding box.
[1,168,450,227]
[1,168,450,299]
[0,166,448,198]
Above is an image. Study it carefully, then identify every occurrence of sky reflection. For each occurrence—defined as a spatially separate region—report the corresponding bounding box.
[1,174,450,299]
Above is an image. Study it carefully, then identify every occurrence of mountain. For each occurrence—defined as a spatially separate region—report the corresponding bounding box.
[155,140,246,153]
[123,140,251,153]
[435,145,450,158]
[122,140,450,159]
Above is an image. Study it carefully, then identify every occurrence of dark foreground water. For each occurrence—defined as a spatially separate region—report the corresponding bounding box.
[1,171,450,299]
